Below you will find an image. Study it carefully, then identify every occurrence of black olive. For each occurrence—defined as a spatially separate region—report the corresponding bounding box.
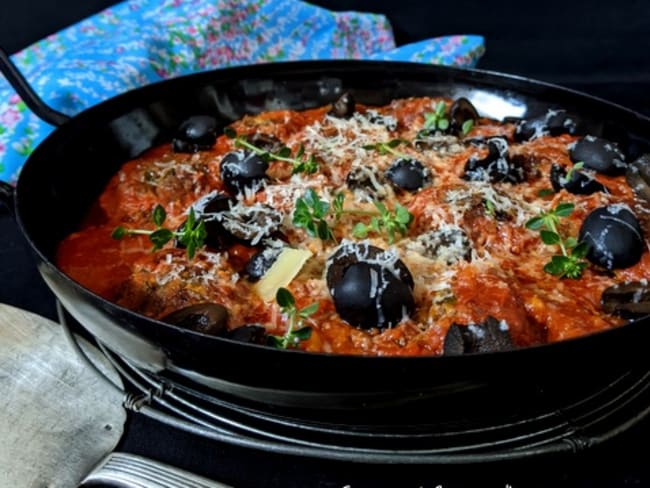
[579,205,645,270]
[514,109,578,142]
[245,246,283,282]
[346,165,390,200]
[550,163,608,195]
[601,281,650,318]
[385,158,432,192]
[220,203,283,246]
[626,154,650,202]
[220,150,269,195]
[326,243,415,330]
[225,324,268,344]
[569,135,627,175]
[172,115,219,153]
[449,97,479,136]
[463,137,524,183]
[331,262,415,330]
[443,316,514,355]
[326,242,414,292]
[330,92,355,118]
[161,303,228,335]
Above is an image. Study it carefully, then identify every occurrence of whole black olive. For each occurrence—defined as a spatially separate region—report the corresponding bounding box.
[514,109,578,142]
[326,242,414,292]
[161,303,228,335]
[443,316,514,355]
[331,262,415,330]
[245,246,283,282]
[569,135,627,175]
[172,115,219,153]
[326,243,415,330]
[220,150,269,195]
[579,205,645,270]
[550,163,608,195]
[449,97,479,136]
[463,137,524,183]
[225,324,268,344]
[330,92,355,118]
[385,158,432,192]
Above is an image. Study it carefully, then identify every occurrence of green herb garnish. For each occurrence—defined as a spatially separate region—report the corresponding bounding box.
[268,287,317,349]
[224,127,318,175]
[363,138,410,158]
[292,189,413,244]
[351,200,413,243]
[461,119,474,136]
[112,204,207,259]
[422,101,449,132]
[525,202,589,279]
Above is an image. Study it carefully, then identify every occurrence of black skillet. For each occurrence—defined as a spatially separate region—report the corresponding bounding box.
[1,48,649,412]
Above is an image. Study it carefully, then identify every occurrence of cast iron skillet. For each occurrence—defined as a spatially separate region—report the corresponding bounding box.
[2,50,650,410]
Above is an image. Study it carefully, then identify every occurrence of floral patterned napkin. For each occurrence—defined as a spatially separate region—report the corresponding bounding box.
[0,0,484,183]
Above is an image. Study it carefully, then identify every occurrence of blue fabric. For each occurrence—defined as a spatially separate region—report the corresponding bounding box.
[0,0,484,183]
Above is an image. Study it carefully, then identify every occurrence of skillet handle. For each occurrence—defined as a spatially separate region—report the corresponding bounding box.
[0,181,14,215]
[0,46,70,127]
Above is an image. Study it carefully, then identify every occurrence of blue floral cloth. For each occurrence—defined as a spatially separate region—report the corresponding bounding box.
[0,0,484,183]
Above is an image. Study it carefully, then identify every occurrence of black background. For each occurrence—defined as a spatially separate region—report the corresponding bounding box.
[2,1,650,486]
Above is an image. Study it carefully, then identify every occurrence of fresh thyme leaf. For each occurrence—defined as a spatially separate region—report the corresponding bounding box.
[276,287,295,309]
[271,287,317,349]
[484,199,496,217]
[152,204,167,227]
[364,139,409,158]
[527,201,588,279]
[150,228,174,250]
[554,202,575,217]
[540,230,560,245]
[461,119,474,135]
[292,189,335,241]
[111,226,127,239]
[352,222,369,239]
[537,188,556,197]
[422,101,449,132]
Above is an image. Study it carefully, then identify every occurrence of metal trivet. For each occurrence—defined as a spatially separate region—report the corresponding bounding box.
[58,303,650,464]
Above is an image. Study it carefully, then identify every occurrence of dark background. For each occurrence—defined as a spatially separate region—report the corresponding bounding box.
[1,1,650,486]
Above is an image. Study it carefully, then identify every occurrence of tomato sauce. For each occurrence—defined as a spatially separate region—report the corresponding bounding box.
[56,97,650,356]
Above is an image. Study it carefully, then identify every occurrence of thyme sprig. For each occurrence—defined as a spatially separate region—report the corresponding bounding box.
[224,127,318,175]
[268,287,317,349]
[363,138,410,159]
[525,202,589,279]
[421,101,473,136]
[112,204,207,259]
[352,201,413,243]
[292,189,413,244]
[423,101,450,132]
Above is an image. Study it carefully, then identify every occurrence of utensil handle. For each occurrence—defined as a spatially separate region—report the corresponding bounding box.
[0,181,15,215]
[80,452,232,488]
[0,46,70,127]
